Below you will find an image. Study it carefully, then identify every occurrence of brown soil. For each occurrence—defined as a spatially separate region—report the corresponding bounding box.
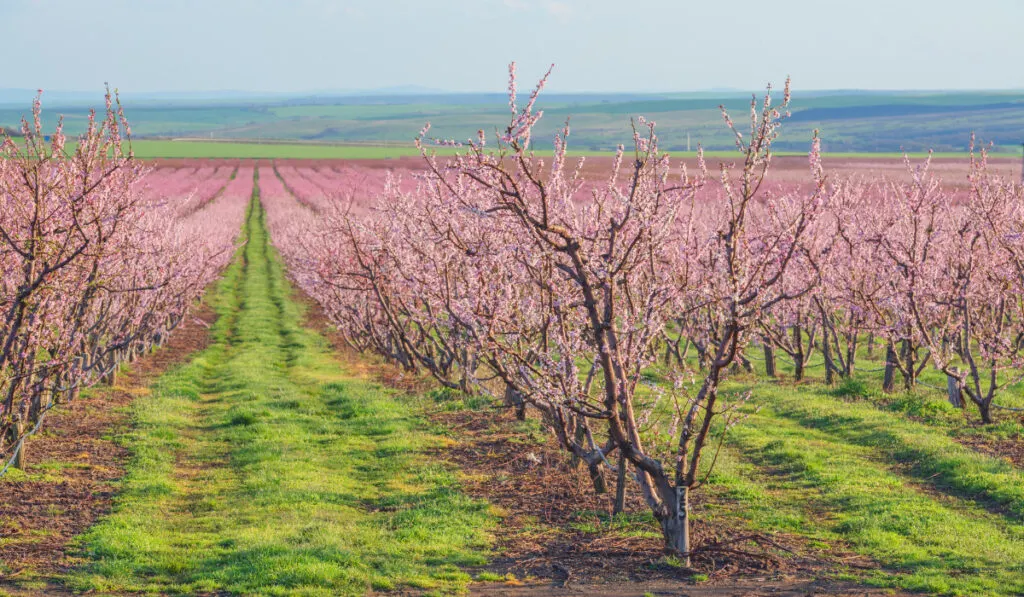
[469,578,897,597]
[957,431,1024,470]
[0,306,216,584]
[296,293,904,597]
[439,408,906,596]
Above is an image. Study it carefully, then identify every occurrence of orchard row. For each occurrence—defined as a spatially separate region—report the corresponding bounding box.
[265,66,1024,560]
[0,96,251,471]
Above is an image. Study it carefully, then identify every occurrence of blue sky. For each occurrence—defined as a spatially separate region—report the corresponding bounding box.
[5,0,1024,94]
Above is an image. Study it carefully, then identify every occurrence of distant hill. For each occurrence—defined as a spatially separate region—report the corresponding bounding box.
[0,88,1020,154]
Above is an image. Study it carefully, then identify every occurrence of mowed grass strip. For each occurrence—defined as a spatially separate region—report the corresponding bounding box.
[67,184,493,595]
[702,392,1024,596]
[751,379,1024,520]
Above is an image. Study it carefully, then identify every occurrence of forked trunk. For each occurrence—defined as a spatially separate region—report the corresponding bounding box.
[845,332,858,376]
[978,400,993,425]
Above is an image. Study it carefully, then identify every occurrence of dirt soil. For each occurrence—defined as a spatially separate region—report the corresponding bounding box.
[0,306,216,585]
[439,408,909,597]
[957,429,1024,469]
[468,578,899,596]
[298,294,906,597]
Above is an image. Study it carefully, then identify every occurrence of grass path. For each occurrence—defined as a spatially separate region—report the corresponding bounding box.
[699,376,1024,596]
[67,187,493,595]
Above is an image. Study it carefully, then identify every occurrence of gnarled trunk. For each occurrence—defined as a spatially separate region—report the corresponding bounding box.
[588,460,608,495]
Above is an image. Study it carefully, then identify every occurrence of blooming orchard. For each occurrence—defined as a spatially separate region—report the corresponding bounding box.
[7,68,1022,564]
[0,92,248,471]
[264,66,1024,561]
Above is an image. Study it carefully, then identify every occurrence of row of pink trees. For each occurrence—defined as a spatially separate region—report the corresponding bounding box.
[802,147,1024,423]
[268,66,825,562]
[268,65,1024,560]
[0,92,247,472]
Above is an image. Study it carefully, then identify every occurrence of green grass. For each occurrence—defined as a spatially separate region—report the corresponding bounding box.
[712,408,1024,595]
[749,382,1024,519]
[681,362,1024,595]
[66,178,494,595]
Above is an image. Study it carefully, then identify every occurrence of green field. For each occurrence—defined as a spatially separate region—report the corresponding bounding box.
[6,88,1024,155]
[121,139,987,160]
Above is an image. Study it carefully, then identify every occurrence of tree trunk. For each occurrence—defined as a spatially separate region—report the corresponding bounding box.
[792,325,804,381]
[588,461,608,495]
[882,344,897,393]
[503,385,526,421]
[946,375,963,408]
[696,344,709,372]
[660,486,691,567]
[823,332,836,385]
[570,419,586,470]
[846,333,858,376]
[13,441,25,470]
[763,341,777,378]
[900,340,916,390]
[978,400,993,425]
[102,358,117,386]
[866,333,875,359]
[11,422,26,470]
[613,454,627,515]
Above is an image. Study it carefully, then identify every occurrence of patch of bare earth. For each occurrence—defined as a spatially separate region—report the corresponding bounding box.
[0,305,216,589]
[956,429,1024,470]
[440,408,907,596]
[297,293,903,597]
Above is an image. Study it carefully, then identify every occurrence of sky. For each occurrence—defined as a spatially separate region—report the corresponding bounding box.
[4,0,1024,95]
